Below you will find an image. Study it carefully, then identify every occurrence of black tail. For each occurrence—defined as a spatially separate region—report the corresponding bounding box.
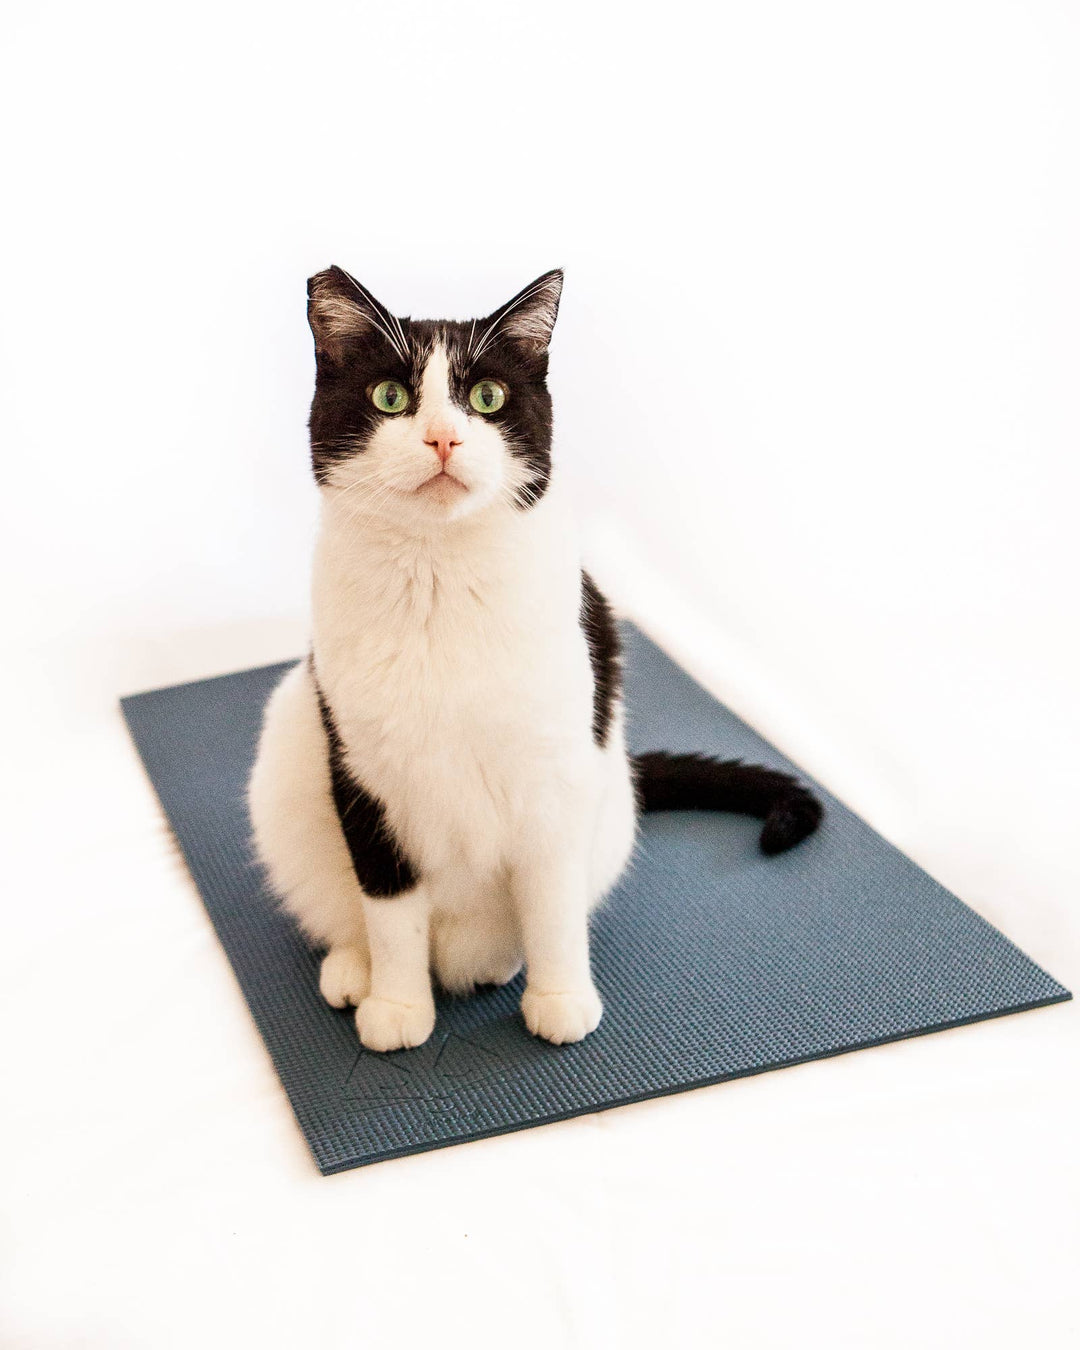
[633,751,823,856]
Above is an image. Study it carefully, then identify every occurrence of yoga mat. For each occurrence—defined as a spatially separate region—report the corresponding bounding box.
[121,624,1069,1174]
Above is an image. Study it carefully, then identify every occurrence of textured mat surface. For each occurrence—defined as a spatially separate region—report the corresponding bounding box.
[121,624,1069,1174]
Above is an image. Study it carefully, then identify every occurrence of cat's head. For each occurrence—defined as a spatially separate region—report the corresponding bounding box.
[306,266,562,526]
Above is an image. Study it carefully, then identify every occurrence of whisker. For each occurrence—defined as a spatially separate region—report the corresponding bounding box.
[337,267,411,364]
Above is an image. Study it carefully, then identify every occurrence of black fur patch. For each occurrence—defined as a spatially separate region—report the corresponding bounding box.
[312,664,418,899]
[580,572,622,746]
[633,751,823,854]
[307,266,559,509]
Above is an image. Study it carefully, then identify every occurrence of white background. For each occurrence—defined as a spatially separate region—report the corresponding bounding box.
[2,2,1078,1346]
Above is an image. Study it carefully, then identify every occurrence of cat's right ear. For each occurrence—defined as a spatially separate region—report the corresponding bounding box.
[307,267,409,366]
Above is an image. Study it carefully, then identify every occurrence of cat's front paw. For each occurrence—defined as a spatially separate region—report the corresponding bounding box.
[521,985,603,1045]
[319,946,370,1008]
[356,995,436,1052]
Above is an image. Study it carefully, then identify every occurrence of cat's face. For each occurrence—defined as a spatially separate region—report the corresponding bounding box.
[306,267,562,527]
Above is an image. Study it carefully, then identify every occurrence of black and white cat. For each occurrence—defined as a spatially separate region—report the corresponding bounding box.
[248,267,822,1053]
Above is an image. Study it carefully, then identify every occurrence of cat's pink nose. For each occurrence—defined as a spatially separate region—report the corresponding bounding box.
[424,422,463,466]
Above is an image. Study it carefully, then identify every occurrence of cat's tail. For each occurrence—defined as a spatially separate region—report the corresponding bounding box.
[632,751,823,855]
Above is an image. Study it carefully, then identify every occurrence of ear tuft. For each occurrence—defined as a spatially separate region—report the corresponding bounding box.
[307,267,364,362]
[474,269,564,361]
[307,267,407,365]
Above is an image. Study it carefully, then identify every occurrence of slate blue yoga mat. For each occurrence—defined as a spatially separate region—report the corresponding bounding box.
[121,624,1069,1174]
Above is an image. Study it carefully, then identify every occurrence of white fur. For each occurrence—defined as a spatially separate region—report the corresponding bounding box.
[249,344,637,1051]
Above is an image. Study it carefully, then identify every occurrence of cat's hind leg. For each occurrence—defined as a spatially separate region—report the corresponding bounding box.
[430,873,523,996]
[248,660,371,1007]
[318,946,371,1008]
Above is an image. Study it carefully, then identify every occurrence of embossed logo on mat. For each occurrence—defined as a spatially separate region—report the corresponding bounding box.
[344,1029,508,1110]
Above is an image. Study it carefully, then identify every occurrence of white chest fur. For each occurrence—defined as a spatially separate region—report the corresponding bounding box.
[311,485,597,879]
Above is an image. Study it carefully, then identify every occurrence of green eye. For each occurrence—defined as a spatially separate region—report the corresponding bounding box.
[371,380,410,414]
[469,379,507,415]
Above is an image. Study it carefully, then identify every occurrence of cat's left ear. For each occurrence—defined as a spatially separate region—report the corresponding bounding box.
[474,269,564,361]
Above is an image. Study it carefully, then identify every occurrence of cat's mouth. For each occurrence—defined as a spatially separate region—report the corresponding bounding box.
[416,470,468,499]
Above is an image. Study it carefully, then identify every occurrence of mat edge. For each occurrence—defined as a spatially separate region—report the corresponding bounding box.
[314,987,1072,1175]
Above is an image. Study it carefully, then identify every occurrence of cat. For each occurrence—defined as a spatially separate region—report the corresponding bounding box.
[248,266,822,1053]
